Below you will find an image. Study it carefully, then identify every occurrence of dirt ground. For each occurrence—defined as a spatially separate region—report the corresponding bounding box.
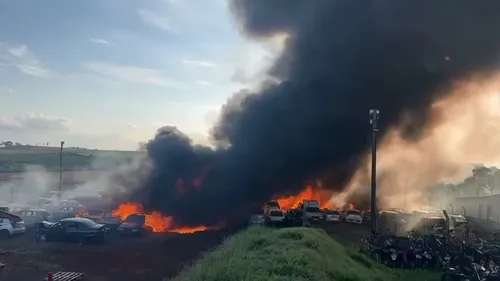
[0,227,234,281]
[0,223,369,281]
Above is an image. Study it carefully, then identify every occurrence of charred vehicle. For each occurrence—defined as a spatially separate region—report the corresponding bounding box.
[36,217,107,244]
[117,214,151,237]
[96,213,122,231]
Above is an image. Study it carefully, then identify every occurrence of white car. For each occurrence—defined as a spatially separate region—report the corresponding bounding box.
[267,210,285,224]
[325,210,341,222]
[0,217,25,238]
[345,209,363,224]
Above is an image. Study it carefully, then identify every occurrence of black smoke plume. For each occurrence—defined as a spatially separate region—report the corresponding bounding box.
[128,0,500,226]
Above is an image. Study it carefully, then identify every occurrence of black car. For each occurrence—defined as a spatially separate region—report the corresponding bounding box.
[285,209,304,227]
[97,213,122,231]
[117,214,149,237]
[36,217,107,244]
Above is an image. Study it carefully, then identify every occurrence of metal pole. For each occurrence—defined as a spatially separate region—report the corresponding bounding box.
[59,141,65,195]
[369,109,379,234]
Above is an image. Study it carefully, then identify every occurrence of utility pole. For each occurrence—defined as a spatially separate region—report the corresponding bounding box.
[59,141,65,196]
[369,109,379,234]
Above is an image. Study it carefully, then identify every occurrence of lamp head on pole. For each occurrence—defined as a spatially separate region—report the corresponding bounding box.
[61,141,65,147]
[369,109,380,131]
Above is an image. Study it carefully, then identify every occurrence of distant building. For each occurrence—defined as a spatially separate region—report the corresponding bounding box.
[449,194,500,221]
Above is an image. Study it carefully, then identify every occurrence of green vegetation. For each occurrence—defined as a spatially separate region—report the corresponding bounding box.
[0,146,143,172]
[171,227,440,281]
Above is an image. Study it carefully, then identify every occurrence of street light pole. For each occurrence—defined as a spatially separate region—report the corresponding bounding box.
[59,141,65,196]
[369,109,380,234]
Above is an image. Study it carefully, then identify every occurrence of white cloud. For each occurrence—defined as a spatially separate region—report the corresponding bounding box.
[126,123,137,129]
[138,9,176,32]
[7,44,28,57]
[0,113,71,132]
[196,80,214,86]
[0,43,54,78]
[84,61,187,88]
[89,38,110,45]
[182,59,217,68]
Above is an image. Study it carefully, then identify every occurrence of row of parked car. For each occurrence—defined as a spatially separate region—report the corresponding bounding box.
[251,204,368,227]
[0,195,151,242]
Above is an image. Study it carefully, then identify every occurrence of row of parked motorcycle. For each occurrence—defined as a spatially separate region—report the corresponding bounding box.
[359,228,500,281]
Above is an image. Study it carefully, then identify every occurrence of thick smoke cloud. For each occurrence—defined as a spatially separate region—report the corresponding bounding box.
[130,0,500,226]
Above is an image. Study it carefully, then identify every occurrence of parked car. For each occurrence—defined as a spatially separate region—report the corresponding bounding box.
[285,209,303,227]
[362,210,372,224]
[117,214,150,237]
[324,210,341,223]
[0,210,25,239]
[97,213,122,231]
[345,209,363,224]
[79,209,105,222]
[249,215,266,226]
[36,217,107,244]
[266,209,285,225]
[57,200,83,209]
[15,209,51,226]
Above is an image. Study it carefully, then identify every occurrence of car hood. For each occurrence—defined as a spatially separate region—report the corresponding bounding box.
[41,221,55,227]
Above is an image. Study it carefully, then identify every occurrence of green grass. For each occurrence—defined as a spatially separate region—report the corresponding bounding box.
[0,146,143,172]
[170,227,440,281]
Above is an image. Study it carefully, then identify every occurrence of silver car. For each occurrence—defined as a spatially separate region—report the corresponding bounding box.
[15,209,51,226]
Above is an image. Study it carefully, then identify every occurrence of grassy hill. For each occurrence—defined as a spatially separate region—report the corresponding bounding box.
[0,146,143,172]
[171,227,439,281]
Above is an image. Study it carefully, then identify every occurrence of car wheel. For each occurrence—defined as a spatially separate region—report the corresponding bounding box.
[0,230,9,240]
[38,233,48,242]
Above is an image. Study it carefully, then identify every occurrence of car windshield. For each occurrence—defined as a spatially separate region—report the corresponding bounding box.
[270,211,283,217]
[327,210,339,215]
[347,210,361,216]
[306,207,320,213]
[124,214,145,224]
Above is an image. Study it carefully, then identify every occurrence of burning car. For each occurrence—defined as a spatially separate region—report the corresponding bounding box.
[97,213,122,231]
[116,214,150,237]
[36,217,107,244]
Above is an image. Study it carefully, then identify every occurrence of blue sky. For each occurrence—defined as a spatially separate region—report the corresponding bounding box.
[0,0,276,149]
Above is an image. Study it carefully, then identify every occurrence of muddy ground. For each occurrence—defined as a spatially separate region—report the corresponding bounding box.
[0,223,368,281]
[0,227,237,281]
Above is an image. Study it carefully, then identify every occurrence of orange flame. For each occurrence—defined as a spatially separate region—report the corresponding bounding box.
[348,203,355,209]
[76,210,88,218]
[276,185,333,211]
[112,202,210,234]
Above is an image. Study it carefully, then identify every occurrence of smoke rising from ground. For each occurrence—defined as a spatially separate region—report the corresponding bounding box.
[122,1,500,226]
[340,74,500,211]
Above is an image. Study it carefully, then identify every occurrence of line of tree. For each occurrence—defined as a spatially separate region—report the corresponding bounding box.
[432,165,500,199]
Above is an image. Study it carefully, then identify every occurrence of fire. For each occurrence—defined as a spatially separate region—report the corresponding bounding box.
[112,202,210,234]
[348,203,355,209]
[276,185,334,211]
[76,210,88,218]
